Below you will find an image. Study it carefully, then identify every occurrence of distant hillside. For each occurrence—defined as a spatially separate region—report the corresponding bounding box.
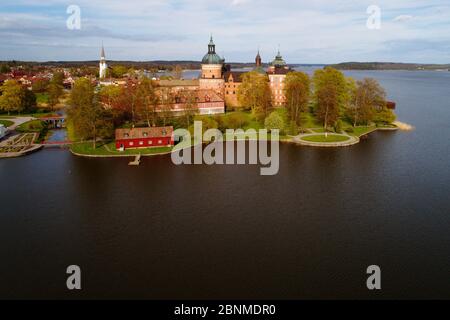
[0,60,267,70]
[330,62,450,71]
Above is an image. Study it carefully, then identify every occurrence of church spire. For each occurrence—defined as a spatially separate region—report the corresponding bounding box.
[255,48,262,67]
[100,43,105,60]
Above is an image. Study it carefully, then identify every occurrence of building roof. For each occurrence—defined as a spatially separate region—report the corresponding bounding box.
[267,67,291,75]
[158,79,199,87]
[271,50,286,67]
[223,71,246,82]
[202,35,224,65]
[115,126,173,140]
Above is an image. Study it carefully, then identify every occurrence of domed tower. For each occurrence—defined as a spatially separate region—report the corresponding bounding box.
[199,35,225,95]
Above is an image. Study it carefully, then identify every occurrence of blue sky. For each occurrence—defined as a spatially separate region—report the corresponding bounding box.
[0,0,449,63]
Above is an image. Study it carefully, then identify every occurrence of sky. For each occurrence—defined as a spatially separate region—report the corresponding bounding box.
[0,0,449,63]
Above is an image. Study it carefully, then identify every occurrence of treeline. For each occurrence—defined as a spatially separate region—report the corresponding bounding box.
[330,62,450,71]
[67,78,198,147]
[0,72,65,114]
[236,67,395,134]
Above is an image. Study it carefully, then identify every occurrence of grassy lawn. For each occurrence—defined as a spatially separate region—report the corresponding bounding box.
[16,120,46,132]
[71,141,173,156]
[301,111,322,129]
[301,134,350,143]
[0,119,14,127]
[15,120,48,142]
[345,126,376,137]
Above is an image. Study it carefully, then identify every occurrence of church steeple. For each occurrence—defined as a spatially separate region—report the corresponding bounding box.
[255,49,262,67]
[99,43,107,79]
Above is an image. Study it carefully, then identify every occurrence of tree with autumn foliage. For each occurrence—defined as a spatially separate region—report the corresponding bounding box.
[68,78,113,148]
[284,71,310,128]
[347,78,387,126]
[237,71,272,121]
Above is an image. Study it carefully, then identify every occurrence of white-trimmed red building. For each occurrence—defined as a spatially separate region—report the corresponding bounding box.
[115,126,174,150]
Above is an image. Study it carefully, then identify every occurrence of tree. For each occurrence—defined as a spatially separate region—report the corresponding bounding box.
[284,71,310,127]
[180,90,198,128]
[135,78,158,127]
[264,111,284,133]
[0,64,11,74]
[67,78,113,148]
[237,71,272,121]
[158,87,174,126]
[23,89,37,112]
[52,72,65,86]
[32,79,49,93]
[47,82,63,109]
[99,85,132,127]
[374,107,396,124]
[313,67,348,133]
[225,112,248,129]
[111,65,128,78]
[347,78,386,126]
[0,80,26,114]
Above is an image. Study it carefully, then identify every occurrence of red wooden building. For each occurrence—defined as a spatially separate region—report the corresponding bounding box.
[115,126,174,151]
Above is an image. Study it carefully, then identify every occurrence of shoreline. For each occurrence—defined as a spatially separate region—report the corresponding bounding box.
[68,125,399,158]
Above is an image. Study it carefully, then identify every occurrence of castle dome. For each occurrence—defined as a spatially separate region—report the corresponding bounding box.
[271,50,286,67]
[201,36,223,65]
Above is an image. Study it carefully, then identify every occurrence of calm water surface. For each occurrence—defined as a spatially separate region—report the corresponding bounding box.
[1,70,450,299]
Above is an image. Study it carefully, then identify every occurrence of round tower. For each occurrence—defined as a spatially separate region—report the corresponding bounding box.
[199,36,225,96]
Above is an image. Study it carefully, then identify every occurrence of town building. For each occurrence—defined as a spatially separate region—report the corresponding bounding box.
[224,71,244,109]
[98,37,293,114]
[115,126,174,150]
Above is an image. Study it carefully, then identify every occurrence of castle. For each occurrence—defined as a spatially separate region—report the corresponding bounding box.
[99,36,291,113]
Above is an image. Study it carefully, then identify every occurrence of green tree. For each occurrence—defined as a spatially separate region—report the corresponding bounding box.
[264,111,284,133]
[52,72,65,86]
[225,112,248,129]
[313,67,348,132]
[284,71,310,127]
[347,78,386,126]
[23,89,37,112]
[47,82,63,109]
[374,107,396,124]
[68,78,113,148]
[237,71,272,121]
[111,65,128,78]
[0,80,25,114]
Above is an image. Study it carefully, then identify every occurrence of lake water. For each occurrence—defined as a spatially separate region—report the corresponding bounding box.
[1,70,450,299]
